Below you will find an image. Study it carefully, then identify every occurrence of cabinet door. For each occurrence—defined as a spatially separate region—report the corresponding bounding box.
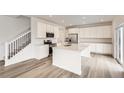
[80,28,89,38]
[79,28,84,38]
[54,26,59,38]
[50,25,54,33]
[68,28,79,34]
[103,26,112,38]
[85,28,90,38]
[103,44,112,54]
[96,27,103,38]
[37,22,46,38]
[95,44,104,53]
[35,45,49,59]
[68,28,73,34]
[46,24,52,32]
[89,27,95,38]
[90,44,96,53]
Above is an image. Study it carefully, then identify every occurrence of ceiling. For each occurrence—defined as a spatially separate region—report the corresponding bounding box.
[33,15,116,26]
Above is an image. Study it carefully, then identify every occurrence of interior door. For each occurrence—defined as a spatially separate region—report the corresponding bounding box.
[116,26,124,64]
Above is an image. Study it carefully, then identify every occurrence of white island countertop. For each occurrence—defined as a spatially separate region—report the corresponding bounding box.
[53,44,91,75]
[53,44,90,52]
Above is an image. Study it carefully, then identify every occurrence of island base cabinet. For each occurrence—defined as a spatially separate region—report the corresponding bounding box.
[34,45,49,60]
[53,48,82,75]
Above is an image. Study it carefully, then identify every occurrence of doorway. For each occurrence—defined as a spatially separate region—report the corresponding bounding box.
[116,26,124,64]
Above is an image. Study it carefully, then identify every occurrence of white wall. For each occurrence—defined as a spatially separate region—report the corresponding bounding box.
[0,44,4,60]
[0,15,30,60]
[112,16,124,58]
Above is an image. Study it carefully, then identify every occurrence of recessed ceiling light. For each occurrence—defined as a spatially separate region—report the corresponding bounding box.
[82,16,86,19]
[70,24,72,26]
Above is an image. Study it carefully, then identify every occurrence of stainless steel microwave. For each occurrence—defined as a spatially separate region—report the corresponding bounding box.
[46,32,54,38]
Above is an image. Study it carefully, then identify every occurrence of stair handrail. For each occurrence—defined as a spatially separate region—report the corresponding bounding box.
[7,30,31,45]
[6,27,31,43]
[5,30,31,62]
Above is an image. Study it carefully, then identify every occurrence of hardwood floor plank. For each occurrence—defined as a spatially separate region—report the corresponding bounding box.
[0,54,124,78]
[17,61,52,78]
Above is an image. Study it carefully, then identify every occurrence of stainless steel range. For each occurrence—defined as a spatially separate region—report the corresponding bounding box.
[44,40,56,56]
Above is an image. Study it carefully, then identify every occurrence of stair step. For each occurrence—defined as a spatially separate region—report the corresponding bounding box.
[0,60,5,66]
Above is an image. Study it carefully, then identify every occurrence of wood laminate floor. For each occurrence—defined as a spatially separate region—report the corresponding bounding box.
[0,54,124,78]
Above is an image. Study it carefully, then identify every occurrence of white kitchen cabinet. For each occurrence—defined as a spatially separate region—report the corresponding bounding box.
[68,28,79,34]
[46,24,51,32]
[103,44,112,54]
[46,24,54,33]
[54,26,59,38]
[94,43,112,54]
[96,27,104,38]
[37,22,46,38]
[91,44,96,53]
[103,26,112,38]
[78,26,112,38]
[95,44,104,53]
[89,29,94,38]
[97,44,112,54]
[50,25,54,33]
[80,28,88,38]
[79,43,112,55]
[96,26,112,38]
[80,27,94,38]
[79,28,83,38]
[35,45,49,60]
[88,27,95,38]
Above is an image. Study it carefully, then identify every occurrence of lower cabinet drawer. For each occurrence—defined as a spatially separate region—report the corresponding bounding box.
[103,44,112,54]
[88,43,112,54]
[79,43,112,55]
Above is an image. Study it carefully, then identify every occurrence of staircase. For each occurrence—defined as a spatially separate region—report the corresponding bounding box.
[5,31,32,66]
[0,60,5,66]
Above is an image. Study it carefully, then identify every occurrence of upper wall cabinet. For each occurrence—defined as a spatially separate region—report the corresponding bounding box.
[79,26,112,38]
[103,26,112,38]
[46,24,50,32]
[68,28,79,34]
[46,24,53,33]
[37,21,60,38]
[46,24,54,33]
[37,22,47,38]
[54,26,59,38]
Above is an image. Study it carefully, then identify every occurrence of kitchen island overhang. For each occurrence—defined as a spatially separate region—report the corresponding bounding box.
[52,44,91,75]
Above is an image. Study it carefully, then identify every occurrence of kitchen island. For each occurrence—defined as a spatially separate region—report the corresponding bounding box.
[52,44,91,75]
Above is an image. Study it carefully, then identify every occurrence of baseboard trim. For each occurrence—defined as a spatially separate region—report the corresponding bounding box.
[91,52,112,57]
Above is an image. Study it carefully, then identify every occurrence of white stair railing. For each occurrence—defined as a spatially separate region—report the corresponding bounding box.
[5,31,31,61]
